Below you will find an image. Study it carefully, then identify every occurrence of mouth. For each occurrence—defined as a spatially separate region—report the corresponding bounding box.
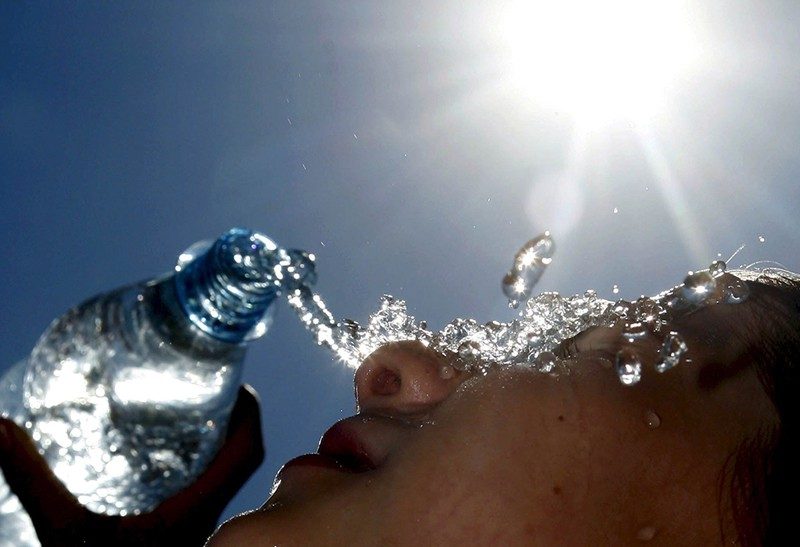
[277,414,385,478]
[316,417,379,472]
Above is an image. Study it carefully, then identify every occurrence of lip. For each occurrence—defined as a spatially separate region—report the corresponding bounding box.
[279,412,412,478]
[279,452,347,473]
[272,412,419,504]
[317,416,380,472]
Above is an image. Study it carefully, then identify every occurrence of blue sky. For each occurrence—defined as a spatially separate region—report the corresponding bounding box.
[2,1,799,522]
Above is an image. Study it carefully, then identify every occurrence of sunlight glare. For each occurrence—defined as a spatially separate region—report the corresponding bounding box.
[501,0,701,125]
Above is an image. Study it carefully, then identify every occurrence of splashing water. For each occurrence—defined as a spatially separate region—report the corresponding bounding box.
[282,234,751,385]
[501,233,555,309]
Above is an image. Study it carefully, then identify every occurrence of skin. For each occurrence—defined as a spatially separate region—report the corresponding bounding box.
[210,290,778,546]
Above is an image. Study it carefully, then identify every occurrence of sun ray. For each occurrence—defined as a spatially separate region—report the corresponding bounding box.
[634,124,709,265]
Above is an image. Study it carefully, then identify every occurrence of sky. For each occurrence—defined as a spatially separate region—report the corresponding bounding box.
[2,0,800,524]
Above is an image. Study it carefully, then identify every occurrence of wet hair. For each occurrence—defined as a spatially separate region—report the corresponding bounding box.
[724,270,800,546]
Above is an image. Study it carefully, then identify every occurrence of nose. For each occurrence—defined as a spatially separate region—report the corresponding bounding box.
[354,340,467,415]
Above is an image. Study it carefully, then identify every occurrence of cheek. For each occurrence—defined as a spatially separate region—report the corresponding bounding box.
[379,437,531,543]
[374,379,584,543]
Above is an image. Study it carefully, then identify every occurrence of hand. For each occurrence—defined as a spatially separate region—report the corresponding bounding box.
[0,385,264,547]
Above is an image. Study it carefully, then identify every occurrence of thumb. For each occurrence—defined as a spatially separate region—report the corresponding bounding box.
[0,418,87,531]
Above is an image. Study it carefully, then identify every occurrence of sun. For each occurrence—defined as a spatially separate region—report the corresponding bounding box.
[500,0,701,126]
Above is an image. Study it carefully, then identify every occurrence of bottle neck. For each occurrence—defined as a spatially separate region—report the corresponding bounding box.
[173,229,280,343]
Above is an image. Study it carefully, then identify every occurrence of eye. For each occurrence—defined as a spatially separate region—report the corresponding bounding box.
[553,327,620,361]
[554,337,581,359]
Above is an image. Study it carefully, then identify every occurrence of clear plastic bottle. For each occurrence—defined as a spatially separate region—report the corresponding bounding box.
[0,228,314,546]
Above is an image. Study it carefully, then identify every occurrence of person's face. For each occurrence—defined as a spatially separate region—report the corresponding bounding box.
[210,291,776,546]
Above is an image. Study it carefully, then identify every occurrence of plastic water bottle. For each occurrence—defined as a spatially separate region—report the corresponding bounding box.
[0,228,315,546]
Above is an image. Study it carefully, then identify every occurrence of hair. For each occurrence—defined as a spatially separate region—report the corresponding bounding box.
[724,269,800,546]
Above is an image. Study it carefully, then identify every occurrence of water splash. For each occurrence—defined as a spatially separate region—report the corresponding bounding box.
[501,233,555,309]
[281,236,751,386]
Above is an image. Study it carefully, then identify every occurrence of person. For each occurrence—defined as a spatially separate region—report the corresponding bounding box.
[1,270,797,545]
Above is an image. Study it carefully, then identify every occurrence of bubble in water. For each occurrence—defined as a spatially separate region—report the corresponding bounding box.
[502,233,555,308]
[644,409,661,429]
[615,348,642,385]
[636,526,657,541]
[656,332,687,373]
[709,259,726,278]
[612,284,620,294]
[723,277,750,304]
[681,271,717,305]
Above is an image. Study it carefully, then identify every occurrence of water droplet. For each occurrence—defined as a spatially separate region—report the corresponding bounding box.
[612,207,619,214]
[723,277,750,304]
[758,235,765,243]
[612,284,620,294]
[439,364,456,379]
[644,409,661,429]
[536,351,558,373]
[709,259,726,277]
[655,332,687,373]
[622,321,648,341]
[613,300,631,319]
[681,271,717,305]
[615,348,642,385]
[636,526,657,541]
[502,234,555,307]
[284,249,318,288]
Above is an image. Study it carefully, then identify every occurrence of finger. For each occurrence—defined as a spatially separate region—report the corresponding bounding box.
[0,418,88,531]
[153,385,265,524]
[226,384,263,446]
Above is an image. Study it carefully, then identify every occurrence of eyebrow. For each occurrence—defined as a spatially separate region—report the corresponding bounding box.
[674,303,764,391]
